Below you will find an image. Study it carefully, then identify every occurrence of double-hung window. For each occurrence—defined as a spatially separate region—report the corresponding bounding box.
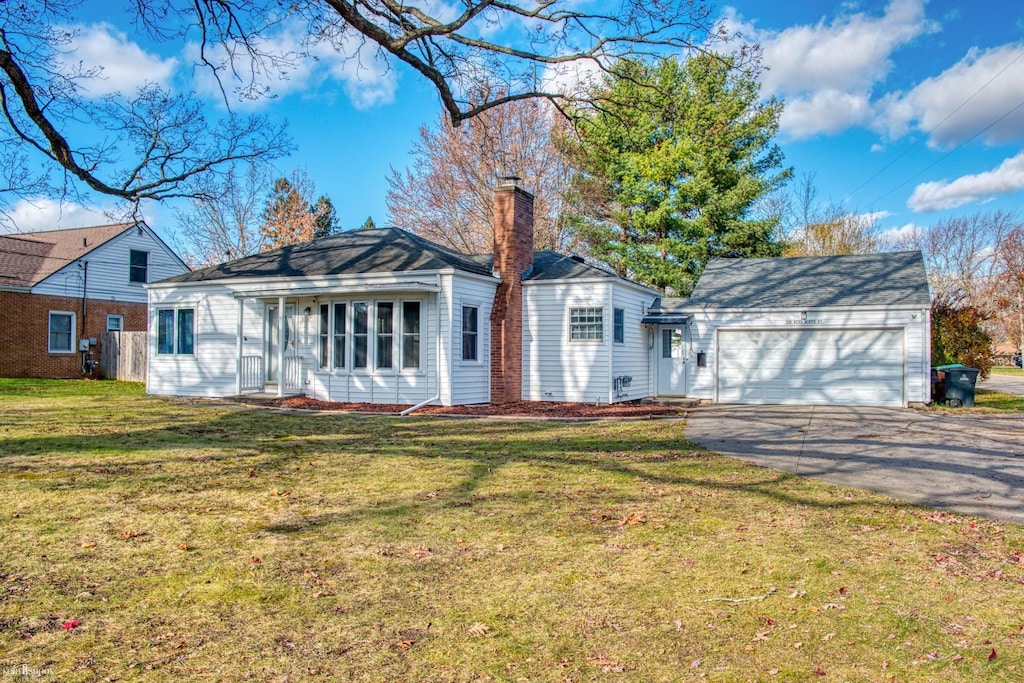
[107,314,124,332]
[376,302,394,369]
[401,301,421,370]
[613,308,625,344]
[352,303,368,369]
[569,307,603,341]
[461,306,479,361]
[48,312,75,353]
[318,305,330,369]
[332,303,347,369]
[129,250,148,284]
[157,308,194,354]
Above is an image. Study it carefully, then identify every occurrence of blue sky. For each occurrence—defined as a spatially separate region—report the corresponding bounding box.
[6,0,1024,250]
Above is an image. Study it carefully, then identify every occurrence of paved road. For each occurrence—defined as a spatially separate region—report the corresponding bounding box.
[979,373,1024,396]
[685,405,1024,525]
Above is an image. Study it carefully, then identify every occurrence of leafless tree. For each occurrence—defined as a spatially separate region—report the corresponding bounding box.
[387,96,577,253]
[1,0,732,219]
[0,1,292,220]
[992,224,1024,357]
[173,162,273,267]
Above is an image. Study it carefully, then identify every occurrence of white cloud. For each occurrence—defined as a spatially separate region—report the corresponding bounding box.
[61,23,178,96]
[186,21,396,110]
[780,90,873,137]
[723,0,936,139]
[876,43,1024,148]
[541,58,605,98]
[907,151,1024,211]
[879,221,921,245]
[0,198,119,233]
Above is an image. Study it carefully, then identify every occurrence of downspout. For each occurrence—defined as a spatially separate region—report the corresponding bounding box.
[80,261,89,375]
[401,278,442,416]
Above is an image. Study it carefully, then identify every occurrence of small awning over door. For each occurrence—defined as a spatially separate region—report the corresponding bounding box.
[641,313,691,325]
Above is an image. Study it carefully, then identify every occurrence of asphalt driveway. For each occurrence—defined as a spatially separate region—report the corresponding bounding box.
[685,405,1024,525]
[979,373,1024,396]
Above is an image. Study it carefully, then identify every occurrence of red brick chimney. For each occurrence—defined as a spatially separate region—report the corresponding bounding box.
[490,178,534,404]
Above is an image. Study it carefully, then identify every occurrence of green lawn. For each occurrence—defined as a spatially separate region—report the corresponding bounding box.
[990,366,1023,377]
[1,380,1022,682]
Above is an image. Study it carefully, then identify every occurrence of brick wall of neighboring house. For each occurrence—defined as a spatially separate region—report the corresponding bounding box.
[0,290,147,378]
[489,180,534,403]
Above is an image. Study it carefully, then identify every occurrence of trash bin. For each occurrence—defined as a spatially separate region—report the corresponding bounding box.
[935,364,980,407]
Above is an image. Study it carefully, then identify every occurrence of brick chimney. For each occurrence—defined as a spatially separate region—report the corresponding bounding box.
[490,178,534,404]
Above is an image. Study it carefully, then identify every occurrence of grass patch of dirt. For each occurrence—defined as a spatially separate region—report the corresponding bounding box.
[1,379,1022,682]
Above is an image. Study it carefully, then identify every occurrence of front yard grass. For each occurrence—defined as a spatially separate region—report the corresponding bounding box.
[1,379,1021,682]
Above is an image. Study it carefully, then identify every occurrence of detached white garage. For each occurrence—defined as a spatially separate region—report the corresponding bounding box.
[645,252,932,407]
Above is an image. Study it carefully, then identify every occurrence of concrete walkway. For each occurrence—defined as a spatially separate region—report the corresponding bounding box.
[685,405,1024,525]
[979,373,1024,396]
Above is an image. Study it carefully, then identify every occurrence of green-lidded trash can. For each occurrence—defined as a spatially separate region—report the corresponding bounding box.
[934,364,980,407]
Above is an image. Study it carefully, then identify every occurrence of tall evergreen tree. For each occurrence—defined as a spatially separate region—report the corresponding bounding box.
[563,54,791,294]
[311,195,340,239]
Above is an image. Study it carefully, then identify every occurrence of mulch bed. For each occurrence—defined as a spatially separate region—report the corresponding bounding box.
[251,397,683,419]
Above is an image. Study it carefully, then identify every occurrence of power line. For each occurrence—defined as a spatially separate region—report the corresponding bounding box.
[843,45,1024,205]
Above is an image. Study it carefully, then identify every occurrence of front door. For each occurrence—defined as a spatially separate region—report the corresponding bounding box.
[265,304,296,383]
[658,326,688,396]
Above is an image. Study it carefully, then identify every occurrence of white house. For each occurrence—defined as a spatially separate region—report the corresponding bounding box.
[147,181,660,408]
[147,182,931,408]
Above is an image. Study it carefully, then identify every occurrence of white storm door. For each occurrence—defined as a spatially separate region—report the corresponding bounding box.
[265,304,296,382]
[657,326,688,396]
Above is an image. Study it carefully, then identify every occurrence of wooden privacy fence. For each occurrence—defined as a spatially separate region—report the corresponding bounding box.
[100,331,147,382]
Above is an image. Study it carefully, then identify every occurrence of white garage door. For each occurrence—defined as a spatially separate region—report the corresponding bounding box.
[717,328,905,407]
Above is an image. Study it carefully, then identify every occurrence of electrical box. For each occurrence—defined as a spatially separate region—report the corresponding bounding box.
[79,339,90,351]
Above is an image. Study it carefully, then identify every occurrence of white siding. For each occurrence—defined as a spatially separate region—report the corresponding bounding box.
[449,275,496,405]
[147,284,240,397]
[610,283,660,402]
[523,281,611,403]
[684,307,931,406]
[34,226,187,302]
[147,273,476,406]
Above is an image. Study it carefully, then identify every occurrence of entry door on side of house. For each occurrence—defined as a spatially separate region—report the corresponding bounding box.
[265,304,296,383]
[657,326,688,396]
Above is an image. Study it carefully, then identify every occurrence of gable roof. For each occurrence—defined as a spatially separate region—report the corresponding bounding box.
[666,251,931,310]
[0,224,136,289]
[158,228,631,285]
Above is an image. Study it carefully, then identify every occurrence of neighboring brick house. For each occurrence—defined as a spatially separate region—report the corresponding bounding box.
[0,223,189,378]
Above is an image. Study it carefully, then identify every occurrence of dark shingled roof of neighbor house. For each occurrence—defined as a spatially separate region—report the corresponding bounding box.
[658,251,931,311]
[159,228,623,284]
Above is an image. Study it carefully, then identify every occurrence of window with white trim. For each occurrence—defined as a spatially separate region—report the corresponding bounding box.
[401,301,421,370]
[156,308,194,355]
[106,314,123,332]
[462,305,478,361]
[613,308,625,344]
[352,302,368,368]
[332,303,347,369]
[48,311,75,353]
[569,307,603,341]
[376,302,394,369]
[318,304,330,369]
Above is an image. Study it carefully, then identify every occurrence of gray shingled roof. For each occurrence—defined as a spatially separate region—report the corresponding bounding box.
[0,224,135,288]
[160,227,495,283]
[158,229,622,284]
[661,251,930,310]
